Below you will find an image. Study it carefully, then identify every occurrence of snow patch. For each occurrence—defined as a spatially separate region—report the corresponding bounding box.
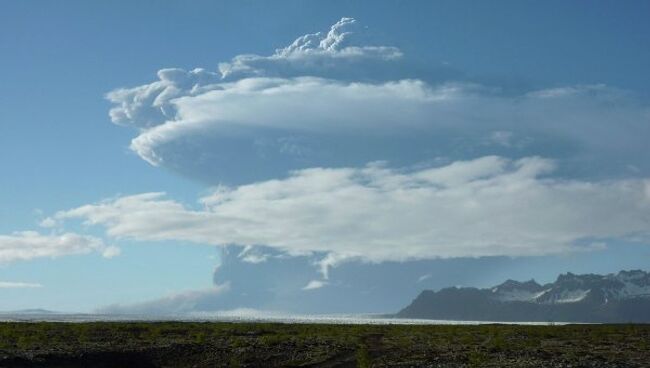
[495,289,548,302]
[542,289,591,304]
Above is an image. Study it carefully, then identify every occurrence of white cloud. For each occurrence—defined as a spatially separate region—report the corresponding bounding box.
[115,75,648,175]
[417,274,432,283]
[49,156,650,263]
[219,17,403,81]
[302,280,328,291]
[106,68,221,129]
[0,281,43,289]
[106,18,406,133]
[101,245,122,258]
[237,246,269,264]
[0,231,118,263]
[127,77,453,166]
[105,16,649,178]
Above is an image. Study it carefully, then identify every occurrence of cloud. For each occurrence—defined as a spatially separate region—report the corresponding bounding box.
[218,17,408,82]
[302,280,327,291]
[417,274,432,283]
[106,18,411,132]
[107,68,223,130]
[0,231,119,263]
[0,281,43,289]
[237,246,270,264]
[49,156,650,263]
[96,282,230,315]
[101,245,122,258]
[105,18,650,182]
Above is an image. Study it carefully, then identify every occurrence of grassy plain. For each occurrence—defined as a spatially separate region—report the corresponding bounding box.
[0,322,648,367]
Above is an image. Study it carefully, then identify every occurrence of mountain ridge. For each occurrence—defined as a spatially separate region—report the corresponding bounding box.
[396,269,650,323]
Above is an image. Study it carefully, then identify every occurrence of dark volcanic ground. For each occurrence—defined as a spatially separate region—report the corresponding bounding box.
[1,322,649,367]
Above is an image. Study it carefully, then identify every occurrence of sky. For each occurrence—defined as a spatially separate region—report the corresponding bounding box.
[1,0,650,314]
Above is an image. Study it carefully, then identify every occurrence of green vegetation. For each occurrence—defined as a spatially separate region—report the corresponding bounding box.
[0,322,648,367]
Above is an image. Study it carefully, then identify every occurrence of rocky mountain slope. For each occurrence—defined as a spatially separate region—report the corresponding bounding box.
[397,270,650,322]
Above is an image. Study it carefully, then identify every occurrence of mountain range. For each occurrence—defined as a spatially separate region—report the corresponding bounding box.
[397,270,650,323]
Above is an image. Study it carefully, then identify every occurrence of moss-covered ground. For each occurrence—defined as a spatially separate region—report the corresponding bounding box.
[0,322,648,367]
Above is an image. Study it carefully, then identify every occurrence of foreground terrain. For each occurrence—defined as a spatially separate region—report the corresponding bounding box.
[1,322,649,367]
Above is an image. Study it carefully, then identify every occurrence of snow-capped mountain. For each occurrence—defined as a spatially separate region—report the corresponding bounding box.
[491,270,650,304]
[397,270,650,322]
[491,279,546,302]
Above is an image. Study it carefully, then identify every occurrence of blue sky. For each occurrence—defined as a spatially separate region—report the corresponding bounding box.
[1,1,650,314]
